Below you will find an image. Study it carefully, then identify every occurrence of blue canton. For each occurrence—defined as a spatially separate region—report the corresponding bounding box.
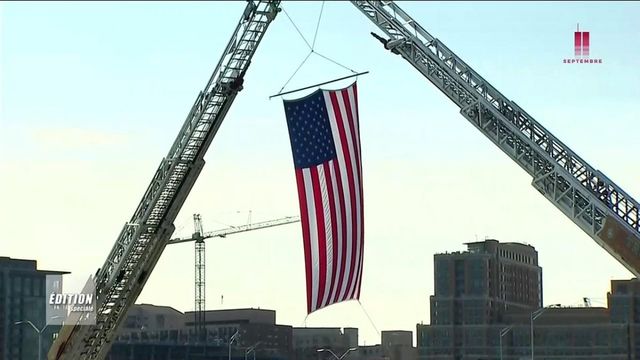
[284,90,337,169]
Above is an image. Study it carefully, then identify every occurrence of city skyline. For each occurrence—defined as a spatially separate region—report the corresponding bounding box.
[1,1,638,346]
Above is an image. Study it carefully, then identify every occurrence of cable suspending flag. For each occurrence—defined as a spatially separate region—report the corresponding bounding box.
[283,82,364,314]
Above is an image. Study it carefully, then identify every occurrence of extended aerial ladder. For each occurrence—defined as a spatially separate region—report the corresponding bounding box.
[50,1,639,359]
[349,0,640,278]
[167,214,300,339]
[49,1,281,359]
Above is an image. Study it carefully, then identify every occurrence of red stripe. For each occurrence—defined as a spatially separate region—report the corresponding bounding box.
[352,83,360,130]
[295,169,313,313]
[574,31,582,57]
[323,161,339,307]
[329,91,359,300]
[331,159,348,304]
[310,166,327,310]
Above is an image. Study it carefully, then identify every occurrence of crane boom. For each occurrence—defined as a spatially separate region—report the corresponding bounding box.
[350,1,640,276]
[168,214,299,338]
[49,2,281,359]
[168,216,301,245]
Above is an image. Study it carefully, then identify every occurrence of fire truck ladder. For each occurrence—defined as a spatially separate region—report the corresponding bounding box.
[350,1,640,276]
[49,2,281,359]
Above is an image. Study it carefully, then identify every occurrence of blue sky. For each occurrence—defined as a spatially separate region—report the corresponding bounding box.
[1,1,639,345]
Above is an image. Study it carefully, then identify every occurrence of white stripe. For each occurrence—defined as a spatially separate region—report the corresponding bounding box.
[302,169,319,311]
[335,89,362,299]
[324,91,353,302]
[317,163,333,309]
[328,159,343,304]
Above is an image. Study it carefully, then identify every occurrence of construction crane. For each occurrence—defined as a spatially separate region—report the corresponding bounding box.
[167,214,300,339]
[50,1,639,359]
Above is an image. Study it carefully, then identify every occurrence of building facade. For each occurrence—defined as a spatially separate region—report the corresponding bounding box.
[0,257,68,360]
[418,240,640,359]
[293,327,358,360]
[110,306,293,360]
[424,239,542,358]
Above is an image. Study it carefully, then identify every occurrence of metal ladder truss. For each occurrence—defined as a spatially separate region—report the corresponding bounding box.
[351,1,640,275]
[50,2,281,359]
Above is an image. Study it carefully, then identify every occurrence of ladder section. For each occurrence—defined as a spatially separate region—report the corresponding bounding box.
[351,1,640,275]
[49,2,281,359]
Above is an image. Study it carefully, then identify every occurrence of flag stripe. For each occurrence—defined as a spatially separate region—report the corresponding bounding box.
[331,158,347,305]
[295,169,313,313]
[322,161,338,308]
[302,169,319,312]
[346,85,365,299]
[310,166,328,310]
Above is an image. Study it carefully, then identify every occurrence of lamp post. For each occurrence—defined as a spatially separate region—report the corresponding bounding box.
[14,316,61,360]
[499,326,512,360]
[245,341,261,360]
[229,329,240,360]
[530,304,560,359]
[316,347,357,360]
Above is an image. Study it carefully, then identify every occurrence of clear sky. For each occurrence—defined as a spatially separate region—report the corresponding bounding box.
[1,1,639,346]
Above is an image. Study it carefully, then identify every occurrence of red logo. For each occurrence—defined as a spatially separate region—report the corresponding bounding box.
[574,26,589,57]
[564,24,602,64]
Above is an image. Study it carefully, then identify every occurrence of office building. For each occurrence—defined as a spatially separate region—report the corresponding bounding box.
[0,256,68,360]
[110,305,293,360]
[423,239,541,358]
[293,327,358,360]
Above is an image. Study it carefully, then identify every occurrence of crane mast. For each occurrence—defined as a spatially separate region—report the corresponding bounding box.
[49,1,281,359]
[193,214,206,340]
[168,214,300,339]
[350,1,640,276]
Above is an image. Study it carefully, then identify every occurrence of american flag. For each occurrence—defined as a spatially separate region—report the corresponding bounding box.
[283,82,364,314]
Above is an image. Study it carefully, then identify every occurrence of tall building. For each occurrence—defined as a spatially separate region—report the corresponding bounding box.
[421,239,542,359]
[430,240,541,326]
[0,257,68,360]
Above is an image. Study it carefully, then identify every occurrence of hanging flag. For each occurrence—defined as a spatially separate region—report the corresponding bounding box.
[283,82,364,314]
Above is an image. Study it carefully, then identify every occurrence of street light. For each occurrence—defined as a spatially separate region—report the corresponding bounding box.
[499,325,512,360]
[245,341,261,360]
[229,329,240,360]
[530,304,560,359]
[316,347,357,360]
[14,316,62,360]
